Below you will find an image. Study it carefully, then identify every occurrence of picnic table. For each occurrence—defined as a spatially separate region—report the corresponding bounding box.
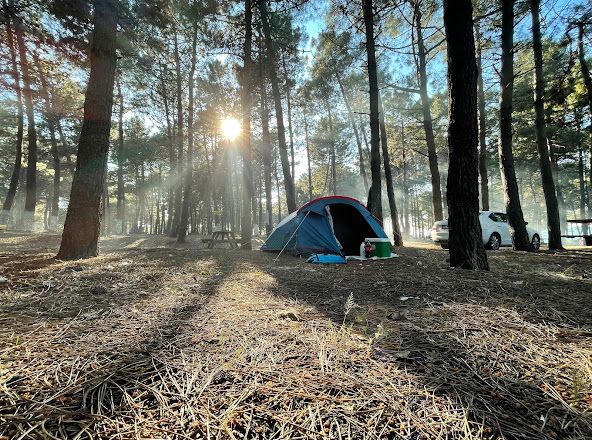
[562,219,592,246]
[201,230,240,249]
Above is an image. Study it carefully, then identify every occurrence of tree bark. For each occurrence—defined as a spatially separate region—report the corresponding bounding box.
[475,19,489,210]
[362,0,383,221]
[274,156,282,221]
[359,114,371,165]
[401,120,409,237]
[57,0,117,259]
[258,0,297,212]
[178,23,199,243]
[33,53,61,230]
[413,2,443,222]
[303,104,313,200]
[548,144,567,232]
[326,99,337,195]
[498,0,532,251]
[577,21,592,218]
[336,74,368,192]
[170,30,184,236]
[530,0,563,250]
[1,17,24,224]
[239,0,254,249]
[15,18,37,228]
[443,0,489,270]
[579,149,588,234]
[378,94,403,246]
[259,54,273,234]
[101,157,110,235]
[115,73,125,234]
[282,55,296,181]
[158,66,175,234]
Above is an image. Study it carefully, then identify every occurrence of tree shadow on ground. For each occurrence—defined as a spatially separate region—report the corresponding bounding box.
[395,322,592,439]
[0,249,240,438]
[2,238,591,438]
[0,246,233,322]
[258,247,592,439]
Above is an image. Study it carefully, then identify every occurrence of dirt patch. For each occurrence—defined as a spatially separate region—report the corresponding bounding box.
[0,233,591,438]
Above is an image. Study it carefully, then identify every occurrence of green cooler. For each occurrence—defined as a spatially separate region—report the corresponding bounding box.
[366,238,392,258]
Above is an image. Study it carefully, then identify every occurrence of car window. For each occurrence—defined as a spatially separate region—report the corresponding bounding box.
[488,213,501,222]
[498,213,509,223]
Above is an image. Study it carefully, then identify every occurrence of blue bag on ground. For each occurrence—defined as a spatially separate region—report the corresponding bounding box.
[306,254,347,264]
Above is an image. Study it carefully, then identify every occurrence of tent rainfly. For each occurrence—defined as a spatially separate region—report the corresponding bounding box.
[261,196,388,256]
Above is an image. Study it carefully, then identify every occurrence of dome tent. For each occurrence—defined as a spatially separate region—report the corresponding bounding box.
[261,196,388,256]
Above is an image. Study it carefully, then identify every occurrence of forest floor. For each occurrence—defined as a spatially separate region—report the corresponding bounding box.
[0,232,591,439]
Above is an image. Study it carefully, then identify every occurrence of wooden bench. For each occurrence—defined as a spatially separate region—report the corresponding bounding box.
[564,219,592,246]
[561,235,592,246]
[203,231,240,249]
[0,225,6,232]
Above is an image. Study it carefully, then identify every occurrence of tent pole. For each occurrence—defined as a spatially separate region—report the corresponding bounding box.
[274,211,310,262]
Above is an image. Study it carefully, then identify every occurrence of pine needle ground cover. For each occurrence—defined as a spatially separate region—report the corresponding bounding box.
[0,233,591,439]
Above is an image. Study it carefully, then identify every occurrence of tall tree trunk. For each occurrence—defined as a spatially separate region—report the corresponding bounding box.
[102,158,110,235]
[443,0,489,270]
[378,94,402,246]
[326,99,337,195]
[56,120,74,176]
[260,58,273,234]
[257,172,263,233]
[116,74,125,234]
[577,21,592,218]
[282,55,296,181]
[579,149,588,234]
[401,120,409,237]
[530,0,563,250]
[303,104,313,200]
[57,0,117,259]
[336,74,368,192]
[549,145,567,231]
[131,165,140,233]
[44,186,51,230]
[139,163,145,232]
[159,67,175,234]
[414,2,443,222]
[178,24,199,243]
[359,114,371,164]
[274,155,282,221]
[170,31,184,236]
[239,0,254,249]
[1,17,24,225]
[15,19,37,229]
[362,0,383,221]
[224,148,235,230]
[475,19,489,210]
[498,0,532,251]
[33,53,61,231]
[258,0,297,212]
[155,166,162,234]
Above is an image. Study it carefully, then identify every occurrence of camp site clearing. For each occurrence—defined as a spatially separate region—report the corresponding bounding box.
[0,232,591,439]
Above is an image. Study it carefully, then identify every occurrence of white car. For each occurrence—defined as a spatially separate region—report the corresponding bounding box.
[431,211,541,250]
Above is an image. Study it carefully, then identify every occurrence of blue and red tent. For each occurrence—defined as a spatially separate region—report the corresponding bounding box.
[261,196,388,256]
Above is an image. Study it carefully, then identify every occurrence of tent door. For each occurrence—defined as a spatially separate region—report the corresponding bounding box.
[326,204,379,255]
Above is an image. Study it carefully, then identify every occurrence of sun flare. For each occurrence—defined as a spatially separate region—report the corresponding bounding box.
[221,117,241,141]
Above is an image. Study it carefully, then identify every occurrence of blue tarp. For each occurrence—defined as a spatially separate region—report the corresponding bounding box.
[306,254,347,264]
[261,196,388,256]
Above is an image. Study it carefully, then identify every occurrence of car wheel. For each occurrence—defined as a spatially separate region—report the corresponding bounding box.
[440,243,449,250]
[531,234,540,250]
[486,233,501,250]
